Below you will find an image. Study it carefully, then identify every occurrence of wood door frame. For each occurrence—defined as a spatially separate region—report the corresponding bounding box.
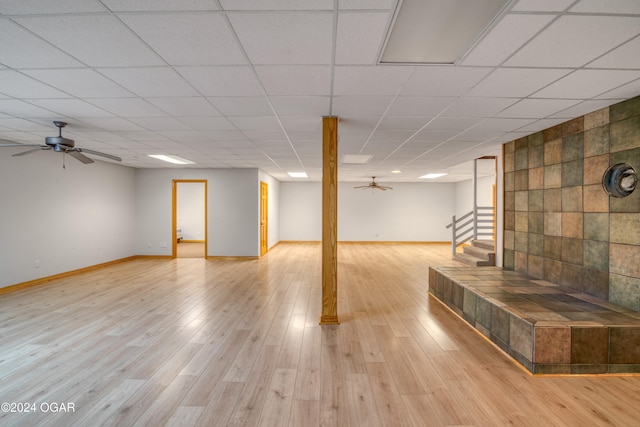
[260,181,268,256]
[172,180,208,259]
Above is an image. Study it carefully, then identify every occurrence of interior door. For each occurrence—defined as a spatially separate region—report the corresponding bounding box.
[260,181,268,256]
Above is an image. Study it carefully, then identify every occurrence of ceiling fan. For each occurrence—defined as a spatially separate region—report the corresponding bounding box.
[0,121,121,165]
[354,176,393,191]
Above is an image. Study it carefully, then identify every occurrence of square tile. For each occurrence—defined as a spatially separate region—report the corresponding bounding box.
[584,213,609,241]
[528,255,544,278]
[529,167,544,189]
[544,188,562,212]
[610,96,640,122]
[583,240,609,271]
[562,117,584,137]
[515,231,529,252]
[515,212,529,232]
[534,327,571,364]
[610,213,640,245]
[544,235,562,259]
[562,213,583,238]
[571,327,609,364]
[562,238,583,265]
[515,147,529,170]
[529,143,544,168]
[505,210,515,231]
[529,233,544,256]
[583,154,609,185]
[491,305,511,343]
[584,107,609,131]
[544,138,562,165]
[560,263,584,290]
[562,186,583,212]
[505,172,515,192]
[529,189,544,212]
[505,191,515,211]
[562,133,584,162]
[515,191,529,211]
[544,259,562,283]
[544,212,562,236]
[562,159,583,187]
[610,115,640,153]
[544,125,562,143]
[514,170,529,191]
[610,274,640,312]
[510,316,533,361]
[610,244,640,277]
[583,125,610,157]
[583,269,609,299]
[583,184,609,213]
[476,296,492,330]
[610,328,640,364]
[504,151,515,172]
[515,251,528,274]
[544,164,562,188]
[529,212,544,235]
[504,230,515,250]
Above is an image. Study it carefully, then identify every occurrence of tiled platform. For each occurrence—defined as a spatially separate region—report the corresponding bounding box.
[429,266,640,374]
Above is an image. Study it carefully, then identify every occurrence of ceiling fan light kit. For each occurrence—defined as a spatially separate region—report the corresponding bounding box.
[354,176,393,191]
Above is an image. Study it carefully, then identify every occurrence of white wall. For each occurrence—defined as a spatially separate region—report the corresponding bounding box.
[454,175,495,216]
[280,181,456,242]
[176,182,205,240]
[0,151,136,288]
[135,168,260,257]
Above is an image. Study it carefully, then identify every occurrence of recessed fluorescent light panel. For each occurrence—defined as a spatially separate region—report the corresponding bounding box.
[288,172,308,178]
[380,0,516,64]
[341,154,372,164]
[148,154,195,165]
[420,173,447,179]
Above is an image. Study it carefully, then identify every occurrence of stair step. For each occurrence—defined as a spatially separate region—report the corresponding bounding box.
[454,253,494,267]
[463,245,494,262]
[472,239,495,251]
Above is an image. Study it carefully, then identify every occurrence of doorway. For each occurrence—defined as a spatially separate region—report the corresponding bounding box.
[172,180,207,258]
[260,181,268,256]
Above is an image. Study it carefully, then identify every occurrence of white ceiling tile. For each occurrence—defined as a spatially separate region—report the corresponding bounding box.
[511,0,573,12]
[424,117,483,131]
[146,97,221,117]
[505,16,640,67]
[280,116,322,131]
[471,117,536,132]
[118,13,245,66]
[78,117,145,131]
[270,96,330,116]
[157,130,207,141]
[228,12,333,65]
[0,21,83,68]
[0,0,107,14]
[444,97,518,117]
[128,117,190,131]
[0,99,58,118]
[242,130,287,141]
[102,0,219,11]
[208,97,273,116]
[570,0,640,14]
[220,0,333,10]
[468,68,572,97]
[534,70,640,99]
[549,99,627,119]
[387,97,456,116]
[98,68,199,97]
[412,129,461,141]
[22,69,134,98]
[228,116,281,130]
[588,36,640,69]
[0,119,51,131]
[401,67,493,96]
[378,116,431,131]
[87,98,167,117]
[462,14,556,66]
[177,66,264,96]
[255,65,331,95]
[595,79,640,100]
[177,117,237,131]
[337,116,381,130]
[15,15,164,67]
[29,99,113,117]
[334,66,414,95]
[339,0,396,9]
[496,98,581,118]
[0,70,71,98]
[336,12,390,65]
[332,96,394,116]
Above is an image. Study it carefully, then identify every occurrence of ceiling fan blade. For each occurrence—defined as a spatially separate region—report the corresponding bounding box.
[67,150,94,164]
[78,148,122,162]
[354,185,370,189]
[12,147,49,157]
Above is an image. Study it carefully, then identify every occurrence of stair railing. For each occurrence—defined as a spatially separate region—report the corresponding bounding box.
[446,206,495,257]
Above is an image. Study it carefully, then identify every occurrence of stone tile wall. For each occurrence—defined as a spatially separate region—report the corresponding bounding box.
[503,96,640,311]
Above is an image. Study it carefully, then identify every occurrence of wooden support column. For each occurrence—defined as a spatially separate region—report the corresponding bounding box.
[320,116,339,325]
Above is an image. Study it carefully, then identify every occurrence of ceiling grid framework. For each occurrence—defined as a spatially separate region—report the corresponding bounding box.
[0,0,638,182]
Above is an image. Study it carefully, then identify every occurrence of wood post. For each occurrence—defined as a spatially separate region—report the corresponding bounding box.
[320,116,339,325]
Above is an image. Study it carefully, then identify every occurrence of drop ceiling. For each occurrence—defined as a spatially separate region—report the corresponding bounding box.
[0,0,639,182]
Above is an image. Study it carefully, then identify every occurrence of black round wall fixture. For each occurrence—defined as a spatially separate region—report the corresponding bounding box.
[602,163,638,198]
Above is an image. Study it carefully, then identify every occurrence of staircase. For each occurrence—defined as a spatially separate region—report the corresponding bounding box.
[454,239,495,267]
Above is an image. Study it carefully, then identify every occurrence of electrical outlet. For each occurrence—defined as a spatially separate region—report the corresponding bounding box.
[34,260,40,268]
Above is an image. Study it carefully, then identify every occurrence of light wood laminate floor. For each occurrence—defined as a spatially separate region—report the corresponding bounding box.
[1,243,639,426]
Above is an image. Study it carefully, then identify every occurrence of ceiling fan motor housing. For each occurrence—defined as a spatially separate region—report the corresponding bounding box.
[46,136,75,148]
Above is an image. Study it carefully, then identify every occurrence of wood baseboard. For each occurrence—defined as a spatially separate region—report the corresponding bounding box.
[206,256,258,261]
[0,256,138,295]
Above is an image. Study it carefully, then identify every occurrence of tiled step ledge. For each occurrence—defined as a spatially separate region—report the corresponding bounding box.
[429,266,640,374]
